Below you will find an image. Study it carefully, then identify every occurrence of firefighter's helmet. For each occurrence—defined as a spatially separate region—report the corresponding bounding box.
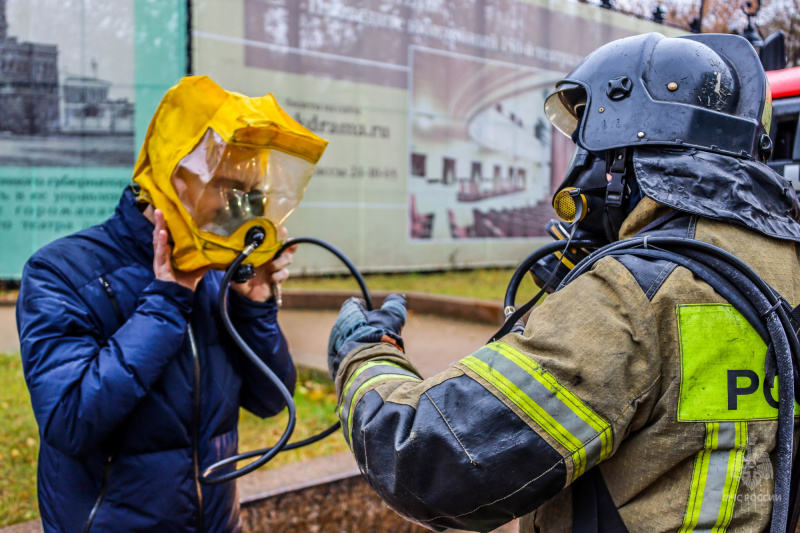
[545,33,773,161]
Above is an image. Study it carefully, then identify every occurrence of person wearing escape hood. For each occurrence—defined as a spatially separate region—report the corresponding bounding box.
[326,33,800,532]
[16,76,328,532]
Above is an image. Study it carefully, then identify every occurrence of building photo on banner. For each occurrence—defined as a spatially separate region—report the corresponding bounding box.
[192,0,684,272]
[0,0,135,277]
[0,0,135,167]
[0,0,184,278]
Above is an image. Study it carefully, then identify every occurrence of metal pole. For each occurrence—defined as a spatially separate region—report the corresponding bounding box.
[697,0,706,33]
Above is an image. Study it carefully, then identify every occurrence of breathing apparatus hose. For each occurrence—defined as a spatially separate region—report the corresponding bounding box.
[200,235,372,485]
[558,236,800,533]
[490,226,605,342]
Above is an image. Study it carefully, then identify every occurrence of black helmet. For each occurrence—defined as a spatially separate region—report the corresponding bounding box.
[545,33,773,160]
[529,33,799,295]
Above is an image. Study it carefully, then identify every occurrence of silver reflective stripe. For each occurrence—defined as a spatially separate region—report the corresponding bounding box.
[472,346,603,469]
[695,423,736,531]
[340,364,419,445]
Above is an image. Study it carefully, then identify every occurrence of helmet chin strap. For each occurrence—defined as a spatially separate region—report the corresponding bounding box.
[603,147,630,242]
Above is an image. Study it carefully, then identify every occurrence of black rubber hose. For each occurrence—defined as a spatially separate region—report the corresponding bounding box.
[503,239,605,310]
[491,237,604,343]
[201,242,297,485]
[275,237,373,311]
[200,236,374,483]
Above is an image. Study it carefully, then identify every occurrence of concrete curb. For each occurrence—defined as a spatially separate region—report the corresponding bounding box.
[281,289,504,325]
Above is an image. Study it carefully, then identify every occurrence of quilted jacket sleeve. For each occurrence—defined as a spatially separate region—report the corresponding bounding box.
[227,290,296,418]
[333,257,662,532]
[17,257,194,459]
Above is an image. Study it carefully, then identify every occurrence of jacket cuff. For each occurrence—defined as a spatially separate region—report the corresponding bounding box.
[333,342,420,396]
[227,288,279,320]
[142,279,195,315]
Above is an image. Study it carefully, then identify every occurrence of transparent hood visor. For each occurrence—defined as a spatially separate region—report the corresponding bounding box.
[171,129,316,237]
[544,82,588,138]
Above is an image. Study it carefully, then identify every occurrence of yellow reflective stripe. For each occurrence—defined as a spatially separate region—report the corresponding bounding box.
[680,424,717,532]
[340,360,409,415]
[461,355,590,477]
[344,373,412,448]
[489,342,613,463]
[679,422,747,533]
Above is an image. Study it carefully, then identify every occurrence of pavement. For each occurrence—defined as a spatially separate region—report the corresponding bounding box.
[280,308,498,376]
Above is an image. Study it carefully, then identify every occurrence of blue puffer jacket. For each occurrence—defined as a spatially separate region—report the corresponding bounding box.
[16,187,296,532]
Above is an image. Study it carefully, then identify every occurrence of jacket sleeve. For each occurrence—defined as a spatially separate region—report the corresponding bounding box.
[227,290,296,418]
[333,257,662,532]
[17,257,194,459]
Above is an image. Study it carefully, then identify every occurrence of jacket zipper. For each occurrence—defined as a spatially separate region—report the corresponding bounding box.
[188,324,205,533]
[82,276,121,533]
[98,276,124,325]
[82,455,113,533]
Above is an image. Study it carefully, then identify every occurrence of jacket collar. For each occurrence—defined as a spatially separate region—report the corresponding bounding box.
[106,186,155,267]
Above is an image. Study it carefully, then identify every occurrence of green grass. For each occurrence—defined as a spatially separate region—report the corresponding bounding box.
[288,268,542,303]
[0,358,343,528]
[237,366,348,471]
[0,355,39,527]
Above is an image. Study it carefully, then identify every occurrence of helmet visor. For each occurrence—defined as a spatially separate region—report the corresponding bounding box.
[172,128,316,237]
[544,82,588,138]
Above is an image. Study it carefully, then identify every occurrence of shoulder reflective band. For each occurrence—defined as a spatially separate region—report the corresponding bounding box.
[677,304,800,421]
[339,360,420,447]
[460,341,611,480]
[679,421,748,532]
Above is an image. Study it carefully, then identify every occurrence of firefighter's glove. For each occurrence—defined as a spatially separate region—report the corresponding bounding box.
[327,294,406,379]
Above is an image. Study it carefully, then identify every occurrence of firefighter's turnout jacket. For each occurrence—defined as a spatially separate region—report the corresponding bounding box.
[334,197,800,532]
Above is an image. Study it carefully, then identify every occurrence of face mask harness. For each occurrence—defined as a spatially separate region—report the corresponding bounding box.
[171,128,316,241]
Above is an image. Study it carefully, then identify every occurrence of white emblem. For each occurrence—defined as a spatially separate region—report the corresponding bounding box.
[741,437,773,491]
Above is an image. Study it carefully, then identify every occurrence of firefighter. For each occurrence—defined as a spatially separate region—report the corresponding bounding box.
[327,33,800,532]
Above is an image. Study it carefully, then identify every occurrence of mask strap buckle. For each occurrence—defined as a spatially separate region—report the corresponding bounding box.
[603,147,629,241]
[606,148,627,207]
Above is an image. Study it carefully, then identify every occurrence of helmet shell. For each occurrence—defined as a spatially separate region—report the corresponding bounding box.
[546,33,772,159]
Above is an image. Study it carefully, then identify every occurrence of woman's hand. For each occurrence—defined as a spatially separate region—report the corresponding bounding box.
[153,209,209,291]
[230,239,298,303]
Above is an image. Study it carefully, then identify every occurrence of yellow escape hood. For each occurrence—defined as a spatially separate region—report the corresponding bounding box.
[133,75,328,271]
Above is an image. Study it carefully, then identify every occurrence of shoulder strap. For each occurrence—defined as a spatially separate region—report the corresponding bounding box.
[572,468,628,533]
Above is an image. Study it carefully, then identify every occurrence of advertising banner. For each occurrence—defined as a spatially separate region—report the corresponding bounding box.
[0,0,681,277]
[193,0,682,273]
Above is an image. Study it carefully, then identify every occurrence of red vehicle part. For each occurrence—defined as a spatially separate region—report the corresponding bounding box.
[767,66,800,99]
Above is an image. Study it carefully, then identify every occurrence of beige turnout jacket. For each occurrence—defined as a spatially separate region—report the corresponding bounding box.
[334,197,800,532]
